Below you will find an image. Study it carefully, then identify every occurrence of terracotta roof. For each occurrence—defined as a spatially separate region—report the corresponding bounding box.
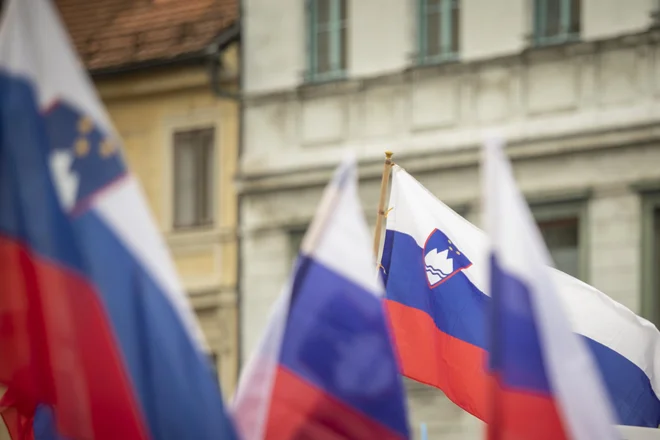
[55,0,238,72]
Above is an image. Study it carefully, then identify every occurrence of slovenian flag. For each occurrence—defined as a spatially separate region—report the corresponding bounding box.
[380,164,660,428]
[232,157,410,440]
[0,0,236,438]
[483,137,618,439]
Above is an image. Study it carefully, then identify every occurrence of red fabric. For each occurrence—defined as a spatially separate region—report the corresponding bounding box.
[487,379,568,440]
[384,299,490,420]
[385,300,569,440]
[0,236,149,439]
[266,366,405,440]
[0,390,35,440]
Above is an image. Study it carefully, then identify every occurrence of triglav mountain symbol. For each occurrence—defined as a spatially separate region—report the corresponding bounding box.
[424,248,454,286]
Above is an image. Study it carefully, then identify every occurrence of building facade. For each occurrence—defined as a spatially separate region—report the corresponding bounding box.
[241,0,660,438]
[59,0,242,399]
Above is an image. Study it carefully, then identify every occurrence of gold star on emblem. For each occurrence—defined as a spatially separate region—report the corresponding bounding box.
[78,116,93,135]
[100,138,117,158]
[75,138,90,157]
[456,251,461,255]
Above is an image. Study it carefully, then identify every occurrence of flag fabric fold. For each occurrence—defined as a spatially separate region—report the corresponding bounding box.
[0,0,236,438]
[380,163,660,428]
[232,156,410,440]
[483,137,619,439]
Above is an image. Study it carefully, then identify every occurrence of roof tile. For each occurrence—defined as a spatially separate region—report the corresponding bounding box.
[55,0,238,72]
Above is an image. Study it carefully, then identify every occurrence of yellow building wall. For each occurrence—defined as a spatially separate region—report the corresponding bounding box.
[94,45,240,400]
[0,386,6,440]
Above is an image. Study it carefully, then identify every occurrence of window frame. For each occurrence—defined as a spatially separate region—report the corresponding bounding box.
[531,200,589,282]
[533,0,580,47]
[288,224,309,267]
[641,193,660,325]
[417,0,460,65]
[306,0,347,83]
[172,127,216,231]
[208,351,220,386]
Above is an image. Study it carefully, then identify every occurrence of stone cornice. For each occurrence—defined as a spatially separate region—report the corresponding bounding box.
[236,121,660,195]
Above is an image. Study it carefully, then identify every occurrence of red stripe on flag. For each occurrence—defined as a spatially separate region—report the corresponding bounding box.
[0,236,149,440]
[487,379,568,440]
[266,365,406,440]
[384,299,490,420]
[1,390,34,440]
[385,300,569,439]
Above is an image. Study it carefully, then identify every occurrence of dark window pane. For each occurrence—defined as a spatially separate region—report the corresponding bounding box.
[209,352,220,386]
[569,0,580,34]
[173,128,214,229]
[315,0,331,25]
[289,227,307,266]
[310,0,346,77]
[338,25,346,70]
[451,0,460,54]
[425,10,441,57]
[174,135,197,227]
[338,0,347,71]
[200,139,214,224]
[316,29,331,74]
[544,0,561,38]
[538,217,580,278]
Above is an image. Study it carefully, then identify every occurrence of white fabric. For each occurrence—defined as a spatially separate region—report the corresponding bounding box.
[387,165,660,401]
[231,155,384,439]
[483,136,618,439]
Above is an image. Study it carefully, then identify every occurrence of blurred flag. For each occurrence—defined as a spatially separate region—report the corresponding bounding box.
[232,157,410,440]
[483,137,618,439]
[0,0,236,439]
[380,165,660,428]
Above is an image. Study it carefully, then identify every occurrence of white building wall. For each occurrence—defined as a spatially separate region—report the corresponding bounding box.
[349,0,413,78]
[583,0,655,40]
[462,0,527,61]
[243,0,305,93]
[240,0,660,438]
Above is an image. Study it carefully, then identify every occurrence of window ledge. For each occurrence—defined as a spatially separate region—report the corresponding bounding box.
[303,71,347,85]
[631,180,660,194]
[416,53,460,67]
[296,73,356,99]
[165,226,237,248]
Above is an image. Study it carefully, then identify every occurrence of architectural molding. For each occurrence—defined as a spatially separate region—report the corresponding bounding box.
[237,122,660,195]
[244,29,660,106]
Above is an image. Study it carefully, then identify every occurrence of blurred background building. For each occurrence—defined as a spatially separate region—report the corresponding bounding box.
[240,0,660,437]
[4,0,660,439]
[57,0,241,400]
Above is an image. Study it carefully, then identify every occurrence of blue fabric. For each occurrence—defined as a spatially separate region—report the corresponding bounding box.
[382,228,660,427]
[281,255,410,438]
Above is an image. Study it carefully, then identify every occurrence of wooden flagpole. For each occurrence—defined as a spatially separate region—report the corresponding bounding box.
[373,151,394,260]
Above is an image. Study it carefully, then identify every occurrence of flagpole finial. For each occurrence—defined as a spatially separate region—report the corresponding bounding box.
[385,151,393,160]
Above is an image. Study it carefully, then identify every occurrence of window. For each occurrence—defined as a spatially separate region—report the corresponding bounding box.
[418,0,460,64]
[208,352,220,385]
[173,128,214,229]
[533,201,587,281]
[534,0,580,46]
[642,194,660,326]
[289,226,308,267]
[538,217,580,278]
[307,0,347,82]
